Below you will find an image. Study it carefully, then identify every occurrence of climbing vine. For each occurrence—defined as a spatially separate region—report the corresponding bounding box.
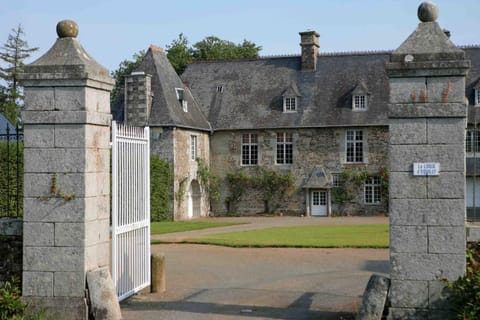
[175,176,189,209]
[331,167,389,214]
[225,169,251,214]
[196,158,220,204]
[224,166,295,215]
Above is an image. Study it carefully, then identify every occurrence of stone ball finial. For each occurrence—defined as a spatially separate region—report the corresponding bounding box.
[417,1,439,22]
[56,20,79,38]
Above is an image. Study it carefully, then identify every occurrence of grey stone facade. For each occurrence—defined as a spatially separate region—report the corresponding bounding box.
[386,12,468,318]
[210,127,388,216]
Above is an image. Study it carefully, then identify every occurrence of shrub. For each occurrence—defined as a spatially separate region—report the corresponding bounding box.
[0,277,24,319]
[225,169,251,214]
[150,156,173,221]
[0,141,23,217]
[446,243,480,319]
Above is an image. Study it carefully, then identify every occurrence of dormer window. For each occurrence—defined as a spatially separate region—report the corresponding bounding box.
[175,88,188,112]
[281,82,301,113]
[284,97,297,112]
[351,82,369,111]
[353,95,367,110]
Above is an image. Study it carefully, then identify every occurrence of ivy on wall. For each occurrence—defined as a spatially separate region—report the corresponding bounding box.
[331,167,389,215]
[225,166,295,215]
[196,158,220,210]
[150,156,173,221]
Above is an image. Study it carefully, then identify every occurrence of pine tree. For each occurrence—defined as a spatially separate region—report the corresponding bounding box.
[0,24,38,124]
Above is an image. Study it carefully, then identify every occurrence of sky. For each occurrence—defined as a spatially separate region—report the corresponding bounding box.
[1,0,480,73]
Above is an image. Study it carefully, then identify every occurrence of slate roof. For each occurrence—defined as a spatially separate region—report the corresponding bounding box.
[302,166,332,189]
[131,46,211,131]
[182,46,480,130]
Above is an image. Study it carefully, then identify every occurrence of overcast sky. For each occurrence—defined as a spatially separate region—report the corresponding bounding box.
[2,0,480,72]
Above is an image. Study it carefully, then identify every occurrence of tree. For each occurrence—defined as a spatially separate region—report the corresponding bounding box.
[0,24,38,125]
[166,33,192,76]
[192,36,261,61]
[165,34,261,75]
[110,50,145,105]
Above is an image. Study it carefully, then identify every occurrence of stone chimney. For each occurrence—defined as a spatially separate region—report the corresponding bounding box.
[299,31,319,71]
[124,71,152,126]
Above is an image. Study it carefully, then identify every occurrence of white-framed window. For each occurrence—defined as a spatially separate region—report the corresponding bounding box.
[190,135,197,161]
[332,174,342,187]
[241,133,258,166]
[283,97,297,112]
[217,85,224,93]
[364,176,381,204]
[276,132,293,164]
[345,130,364,163]
[176,88,188,112]
[475,90,480,106]
[353,95,367,110]
[175,88,184,100]
[466,129,480,153]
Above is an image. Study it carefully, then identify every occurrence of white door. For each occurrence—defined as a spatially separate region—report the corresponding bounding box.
[311,190,327,216]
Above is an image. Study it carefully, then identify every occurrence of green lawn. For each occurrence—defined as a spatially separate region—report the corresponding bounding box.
[177,224,388,248]
[150,221,247,235]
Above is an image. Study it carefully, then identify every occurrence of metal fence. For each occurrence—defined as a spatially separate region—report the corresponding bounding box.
[0,124,24,217]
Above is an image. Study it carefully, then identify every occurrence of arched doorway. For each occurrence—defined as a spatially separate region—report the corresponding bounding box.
[187,180,201,219]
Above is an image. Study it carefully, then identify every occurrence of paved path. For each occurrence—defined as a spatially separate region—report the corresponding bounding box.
[152,216,388,242]
[122,217,389,319]
[121,245,389,320]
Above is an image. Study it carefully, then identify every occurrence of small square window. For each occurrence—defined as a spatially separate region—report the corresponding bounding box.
[353,95,367,110]
[217,86,224,93]
[284,97,297,113]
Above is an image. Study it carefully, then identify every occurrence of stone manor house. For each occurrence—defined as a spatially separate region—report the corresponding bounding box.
[114,30,480,221]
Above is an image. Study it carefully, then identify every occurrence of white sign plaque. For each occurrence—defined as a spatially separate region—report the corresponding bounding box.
[413,162,440,176]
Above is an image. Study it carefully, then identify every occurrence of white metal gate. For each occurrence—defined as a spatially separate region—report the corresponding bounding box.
[111,121,151,301]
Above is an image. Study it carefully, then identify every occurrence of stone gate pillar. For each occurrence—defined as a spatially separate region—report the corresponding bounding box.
[20,21,114,319]
[387,2,469,319]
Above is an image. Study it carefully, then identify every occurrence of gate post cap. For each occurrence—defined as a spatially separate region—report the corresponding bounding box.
[56,19,79,38]
[418,1,439,22]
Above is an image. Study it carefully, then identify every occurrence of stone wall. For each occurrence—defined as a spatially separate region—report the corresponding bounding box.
[210,126,388,216]
[0,219,22,283]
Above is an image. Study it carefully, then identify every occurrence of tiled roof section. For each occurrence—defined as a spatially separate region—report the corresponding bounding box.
[303,166,332,189]
[282,82,301,97]
[183,46,480,129]
[135,47,211,131]
[182,52,391,130]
